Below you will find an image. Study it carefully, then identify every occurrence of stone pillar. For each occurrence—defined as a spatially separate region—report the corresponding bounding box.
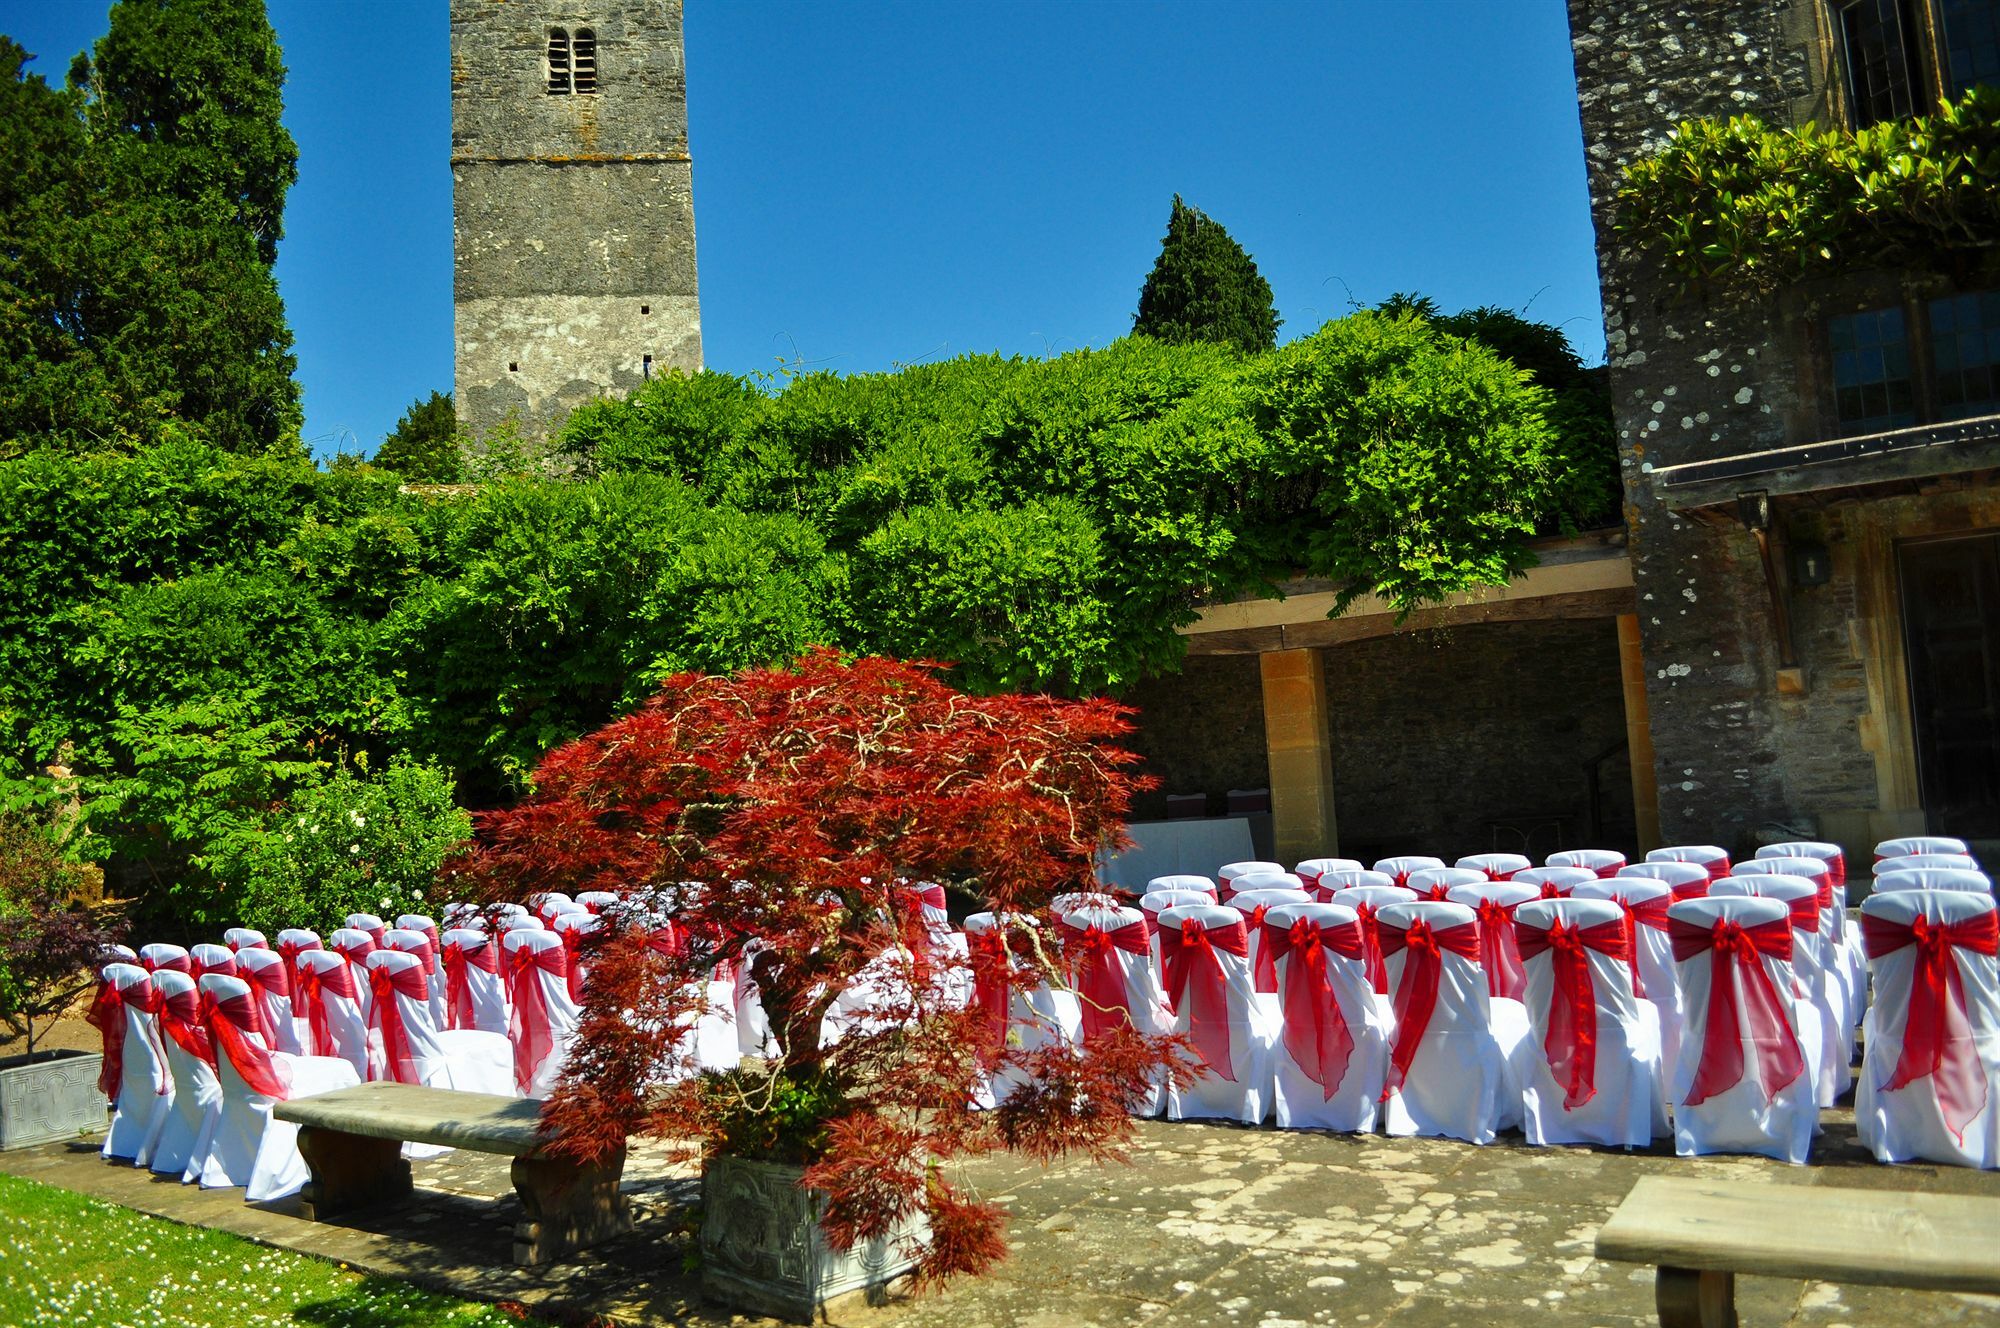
[1259,649,1339,865]
[1617,614,1662,852]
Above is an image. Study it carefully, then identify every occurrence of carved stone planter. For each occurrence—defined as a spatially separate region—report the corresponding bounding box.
[0,1049,105,1150]
[699,1153,928,1322]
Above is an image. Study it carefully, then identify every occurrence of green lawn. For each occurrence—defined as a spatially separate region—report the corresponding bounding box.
[0,1172,531,1328]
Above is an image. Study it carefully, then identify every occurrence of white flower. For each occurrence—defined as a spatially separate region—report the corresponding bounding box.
[349,843,362,855]
[379,898,392,909]
[348,810,366,828]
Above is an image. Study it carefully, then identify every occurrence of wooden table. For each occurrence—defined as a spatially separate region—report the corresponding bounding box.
[272,1081,632,1265]
[1595,1175,2000,1327]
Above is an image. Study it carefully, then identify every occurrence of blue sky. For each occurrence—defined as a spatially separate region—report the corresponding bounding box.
[5,1,1605,458]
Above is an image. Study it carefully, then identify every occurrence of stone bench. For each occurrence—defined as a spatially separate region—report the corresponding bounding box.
[1595,1175,2000,1327]
[272,1080,632,1265]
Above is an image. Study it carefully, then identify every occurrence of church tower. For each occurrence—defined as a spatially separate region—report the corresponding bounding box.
[450,1,702,444]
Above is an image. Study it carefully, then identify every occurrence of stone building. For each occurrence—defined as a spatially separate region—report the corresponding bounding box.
[451,0,702,444]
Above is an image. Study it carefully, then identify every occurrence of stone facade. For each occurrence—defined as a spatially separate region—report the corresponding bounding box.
[1120,656,1269,822]
[451,0,702,444]
[1568,0,2000,860]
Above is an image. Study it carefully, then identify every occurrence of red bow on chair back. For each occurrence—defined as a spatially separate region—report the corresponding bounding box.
[295,960,358,1059]
[156,987,215,1068]
[1862,908,2000,1141]
[966,928,1013,1064]
[1471,899,1528,1000]
[1515,917,1630,1109]
[1061,920,1150,1041]
[1244,905,1280,993]
[1603,894,1670,999]
[508,943,571,1096]
[87,978,163,1100]
[556,926,588,1002]
[142,951,191,975]
[1349,904,1391,995]
[1377,916,1481,1098]
[412,925,441,973]
[1161,917,1249,1081]
[203,990,291,1099]
[276,938,320,1009]
[236,961,287,1046]
[1669,915,1804,1105]
[1263,917,1364,1100]
[443,937,500,1031]
[369,963,432,1084]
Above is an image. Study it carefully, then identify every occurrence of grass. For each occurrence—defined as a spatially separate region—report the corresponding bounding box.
[0,1172,533,1328]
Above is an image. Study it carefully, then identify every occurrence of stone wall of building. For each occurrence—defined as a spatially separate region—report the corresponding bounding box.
[1321,618,1638,864]
[1120,657,1269,822]
[451,0,702,443]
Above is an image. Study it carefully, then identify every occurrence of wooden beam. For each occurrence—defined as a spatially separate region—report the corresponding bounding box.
[1617,613,1661,852]
[1185,585,1637,656]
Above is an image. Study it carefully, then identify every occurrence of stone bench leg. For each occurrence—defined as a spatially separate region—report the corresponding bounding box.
[511,1143,633,1266]
[295,1126,413,1221]
[1656,1266,1736,1328]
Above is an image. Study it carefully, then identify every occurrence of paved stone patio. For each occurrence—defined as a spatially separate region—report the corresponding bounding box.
[5,1103,2000,1327]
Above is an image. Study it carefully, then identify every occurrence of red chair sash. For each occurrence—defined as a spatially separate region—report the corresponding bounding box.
[1669,916,1804,1105]
[1671,877,1711,902]
[1862,909,2000,1142]
[443,938,500,1031]
[369,963,432,1084]
[1378,918,1481,1098]
[1607,895,1671,999]
[1160,919,1250,1081]
[203,991,290,1099]
[508,945,570,1095]
[157,989,215,1067]
[1244,904,1280,993]
[276,939,320,1011]
[1350,903,1391,995]
[142,952,191,975]
[413,925,441,973]
[1060,921,1150,1041]
[966,929,1012,1064]
[1263,918,1364,1100]
[1515,917,1630,1109]
[236,963,286,1045]
[1472,899,1527,1001]
[294,961,358,1059]
[88,980,162,1100]
[557,927,587,1002]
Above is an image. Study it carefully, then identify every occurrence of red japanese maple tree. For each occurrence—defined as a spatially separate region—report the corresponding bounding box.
[450,649,1189,1284]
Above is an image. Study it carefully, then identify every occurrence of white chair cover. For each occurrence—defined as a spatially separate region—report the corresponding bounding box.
[327,928,379,1019]
[1758,840,1849,888]
[1571,878,1683,1089]
[235,948,305,1055]
[1145,874,1217,897]
[964,912,1081,1108]
[1375,901,1511,1144]
[1714,874,1846,1105]
[1373,856,1446,888]
[147,970,221,1181]
[1139,888,1213,927]
[1158,905,1276,1123]
[1456,853,1531,881]
[1444,883,1539,1002]
[384,928,448,1029]
[1648,844,1732,881]
[1735,857,1861,1037]
[97,963,172,1165]
[1052,890,1120,916]
[1406,867,1488,901]
[295,949,377,1081]
[1665,895,1817,1164]
[1057,904,1172,1116]
[139,942,191,975]
[1512,866,1598,898]
[1217,861,1284,890]
[1326,885,1421,1001]
[367,950,516,1096]
[1511,898,1667,1148]
[441,927,510,1034]
[1546,849,1626,878]
[1874,867,1994,894]
[195,974,361,1197]
[504,928,581,1098]
[395,913,447,1005]
[1877,852,1982,874]
[1225,887,1314,999]
[1293,859,1362,894]
[273,928,321,1042]
[223,928,267,953]
[1617,860,1713,900]
[530,891,577,923]
[574,890,621,913]
[190,943,238,982]
[1856,889,2000,1168]
[1312,868,1395,902]
[344,914,388,946]
[1877,835,1970,861]
[1261,903,1387,1131]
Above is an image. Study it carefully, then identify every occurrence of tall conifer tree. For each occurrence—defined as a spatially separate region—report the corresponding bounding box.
[1132,195,1280,354]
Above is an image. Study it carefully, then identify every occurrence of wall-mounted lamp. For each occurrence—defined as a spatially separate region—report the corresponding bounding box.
[1736,489,1771,531]
[1790,541,1832,587]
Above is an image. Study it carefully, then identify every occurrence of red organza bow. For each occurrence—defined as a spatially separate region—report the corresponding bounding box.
[557,927,587,1001]
[411,925,441,974]
[1061,921,1150,1041]
[275,939,320,1011]
[369,963,432,1085]
[508,944,571,1096]
[294,960,358,1059]
[1379,917,1481,1099]
[1862,909,2000,1142]
[1161,918,1250,1080]
[156,988,215,1068]
[1472,898,1527,1000]
[1669,915,1804,1105]
[966,928,1013,1064]
[237,961,287,1046]
[1244,904,1279,993]
[1515,917,1630,1108]
[87,978,163,1100]
[203,991,290,1099]
[1350,903,1391,995]
[443,937,500,1031]
[1609,894,1671,999]
[1263,917,1364,1100]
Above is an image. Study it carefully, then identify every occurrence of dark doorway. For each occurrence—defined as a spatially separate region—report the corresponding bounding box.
[1899,532,2000,838]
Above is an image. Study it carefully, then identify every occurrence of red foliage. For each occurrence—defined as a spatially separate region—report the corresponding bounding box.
[449,650,1187,1286]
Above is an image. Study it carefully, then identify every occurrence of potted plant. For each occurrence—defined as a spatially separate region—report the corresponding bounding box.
[454,651,1188,1321]
[0,845,124,1149]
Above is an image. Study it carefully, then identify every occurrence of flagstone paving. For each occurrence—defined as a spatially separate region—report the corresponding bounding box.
[4,1106,1999,1326]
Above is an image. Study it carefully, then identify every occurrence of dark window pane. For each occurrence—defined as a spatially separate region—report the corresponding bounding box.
[1830,304,1918,432]
[1942,0,2000,96]
[547,28,570,95]
[1929,291,2000,420]
[1841,0,1921,126]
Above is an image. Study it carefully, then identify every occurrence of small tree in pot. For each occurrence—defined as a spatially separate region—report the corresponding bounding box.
[451,650,1190,1313]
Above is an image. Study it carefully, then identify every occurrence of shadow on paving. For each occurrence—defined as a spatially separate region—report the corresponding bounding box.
[6,1111,2000,1327]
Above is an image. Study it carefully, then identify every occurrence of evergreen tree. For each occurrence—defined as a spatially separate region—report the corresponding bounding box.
[375,391,463,482]
[0,2,301,454]
[1132,195,1280,354]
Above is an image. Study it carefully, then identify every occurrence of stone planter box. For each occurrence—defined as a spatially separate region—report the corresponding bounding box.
[0,1048,105,1150]
[699,1153,928,1323]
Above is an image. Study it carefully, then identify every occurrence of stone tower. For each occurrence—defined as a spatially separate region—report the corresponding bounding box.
[450,0,702,444]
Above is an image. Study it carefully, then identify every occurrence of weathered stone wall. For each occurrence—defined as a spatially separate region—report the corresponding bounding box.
[1120,657,1269,822]
[1321,618,1638,864]
[451,0,702,443]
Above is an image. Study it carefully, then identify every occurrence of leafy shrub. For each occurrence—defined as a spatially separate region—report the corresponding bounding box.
[0,813,119,1058]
